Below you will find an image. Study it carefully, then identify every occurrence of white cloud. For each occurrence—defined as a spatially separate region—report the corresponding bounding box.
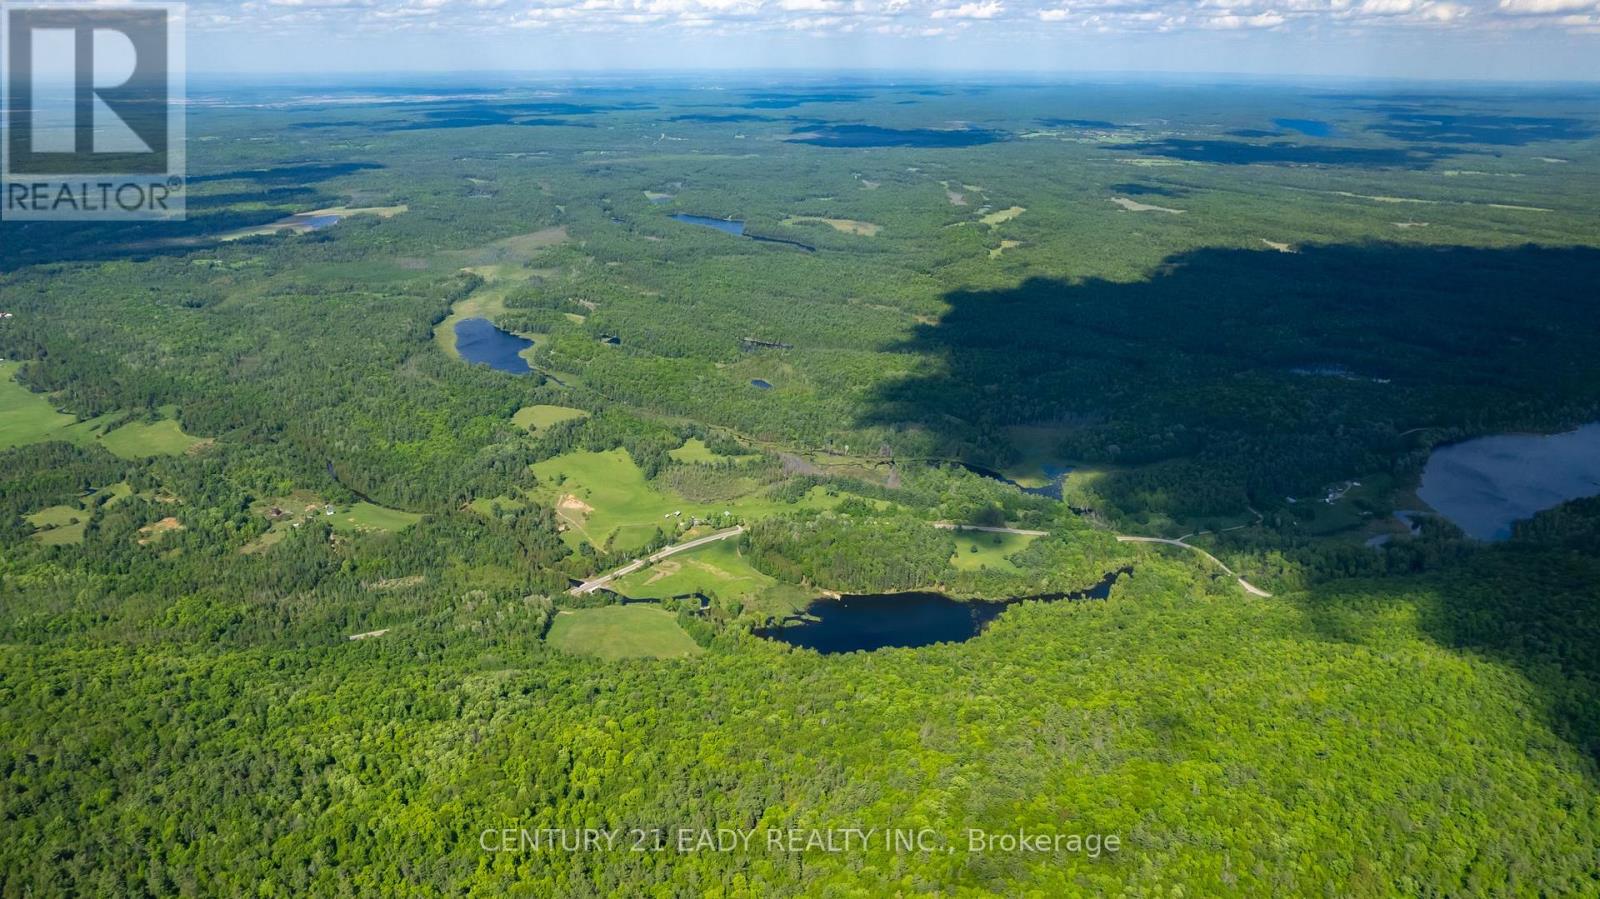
[1358,0,1417,15]
[1203,9,1286,26]
[1497,0,1594,13]
[932,0,1005,17]
[1419,1,1469,20]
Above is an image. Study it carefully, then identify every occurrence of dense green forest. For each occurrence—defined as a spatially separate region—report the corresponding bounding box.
[3,79,1599,895]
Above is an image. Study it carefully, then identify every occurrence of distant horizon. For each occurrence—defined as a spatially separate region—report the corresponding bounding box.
[182,67,1600,86]
[163,0,1600,83]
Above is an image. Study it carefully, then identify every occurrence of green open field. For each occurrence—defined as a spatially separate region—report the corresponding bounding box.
[99,418,206,459]
[26,505,84,528]
[24,483,136,546]
[948,530,1037,574]
[530,448,835,553]
[611,540,816,617]
[241,492,419,550]
[26,505,87,545]
[2,364,204,457]
[96,482,135,506]
[668,437,760,464]
[35,520,88,545]
[611,540,773,600]
[545,605,703,661]
[513,404,588,435]
[331,502,422,534]
[0,362,82,449]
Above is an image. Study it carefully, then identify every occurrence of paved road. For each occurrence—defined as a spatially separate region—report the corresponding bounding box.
[569,526,747,596]
[1115,536,1272,597]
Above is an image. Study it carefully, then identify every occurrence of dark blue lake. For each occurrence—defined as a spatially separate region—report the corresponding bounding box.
[751,379,773,390]
[1273,118,1335,137]
[786,124,1006,148]
[669,214,815,252]
[1418,422,1600,540]
[455,317,532,374]
[757,569,1128,654]
[672,213,746,236]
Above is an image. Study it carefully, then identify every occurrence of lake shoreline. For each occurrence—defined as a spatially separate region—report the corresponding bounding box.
[756,567,1132,653]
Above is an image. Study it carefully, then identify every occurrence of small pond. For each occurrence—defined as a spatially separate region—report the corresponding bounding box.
[671,213,746,236]
[1417,422,1600,540]
[455,318,533,374]
[751,379,773,390]
[670,214,815,252]
[756,568,1129,654]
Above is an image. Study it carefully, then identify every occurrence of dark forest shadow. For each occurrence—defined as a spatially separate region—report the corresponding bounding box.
[860,243,1600,513]
[1120,138,1458,167]
[0,164,382,268]
[1368,112,1596,146]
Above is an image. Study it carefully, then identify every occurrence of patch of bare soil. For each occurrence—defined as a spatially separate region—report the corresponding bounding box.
[1110,197,1183,214]
[137,516,184,545]
[643,560,682,585]
[559,494,595,515]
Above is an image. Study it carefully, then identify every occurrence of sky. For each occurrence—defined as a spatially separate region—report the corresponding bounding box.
[174,0,1600,80]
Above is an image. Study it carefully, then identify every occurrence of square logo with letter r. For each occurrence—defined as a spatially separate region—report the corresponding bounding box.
[2,1,185,220]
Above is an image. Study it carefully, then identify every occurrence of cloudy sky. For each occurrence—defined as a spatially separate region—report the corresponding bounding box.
[180,0,1600,79]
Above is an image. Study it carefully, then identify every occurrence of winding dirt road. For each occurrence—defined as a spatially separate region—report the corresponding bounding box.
[1114,536,1272,597]
[938,523,1271,597]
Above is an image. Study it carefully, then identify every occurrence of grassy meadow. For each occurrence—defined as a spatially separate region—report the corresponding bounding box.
[546,605,703,660]
[513,404,588,435]
[530,448,835,553]
[948,530,1037,574]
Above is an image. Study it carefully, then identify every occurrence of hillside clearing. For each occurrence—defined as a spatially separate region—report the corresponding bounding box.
[782,216,881,236]
[546,605,703,660]
[514,404,589,435]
